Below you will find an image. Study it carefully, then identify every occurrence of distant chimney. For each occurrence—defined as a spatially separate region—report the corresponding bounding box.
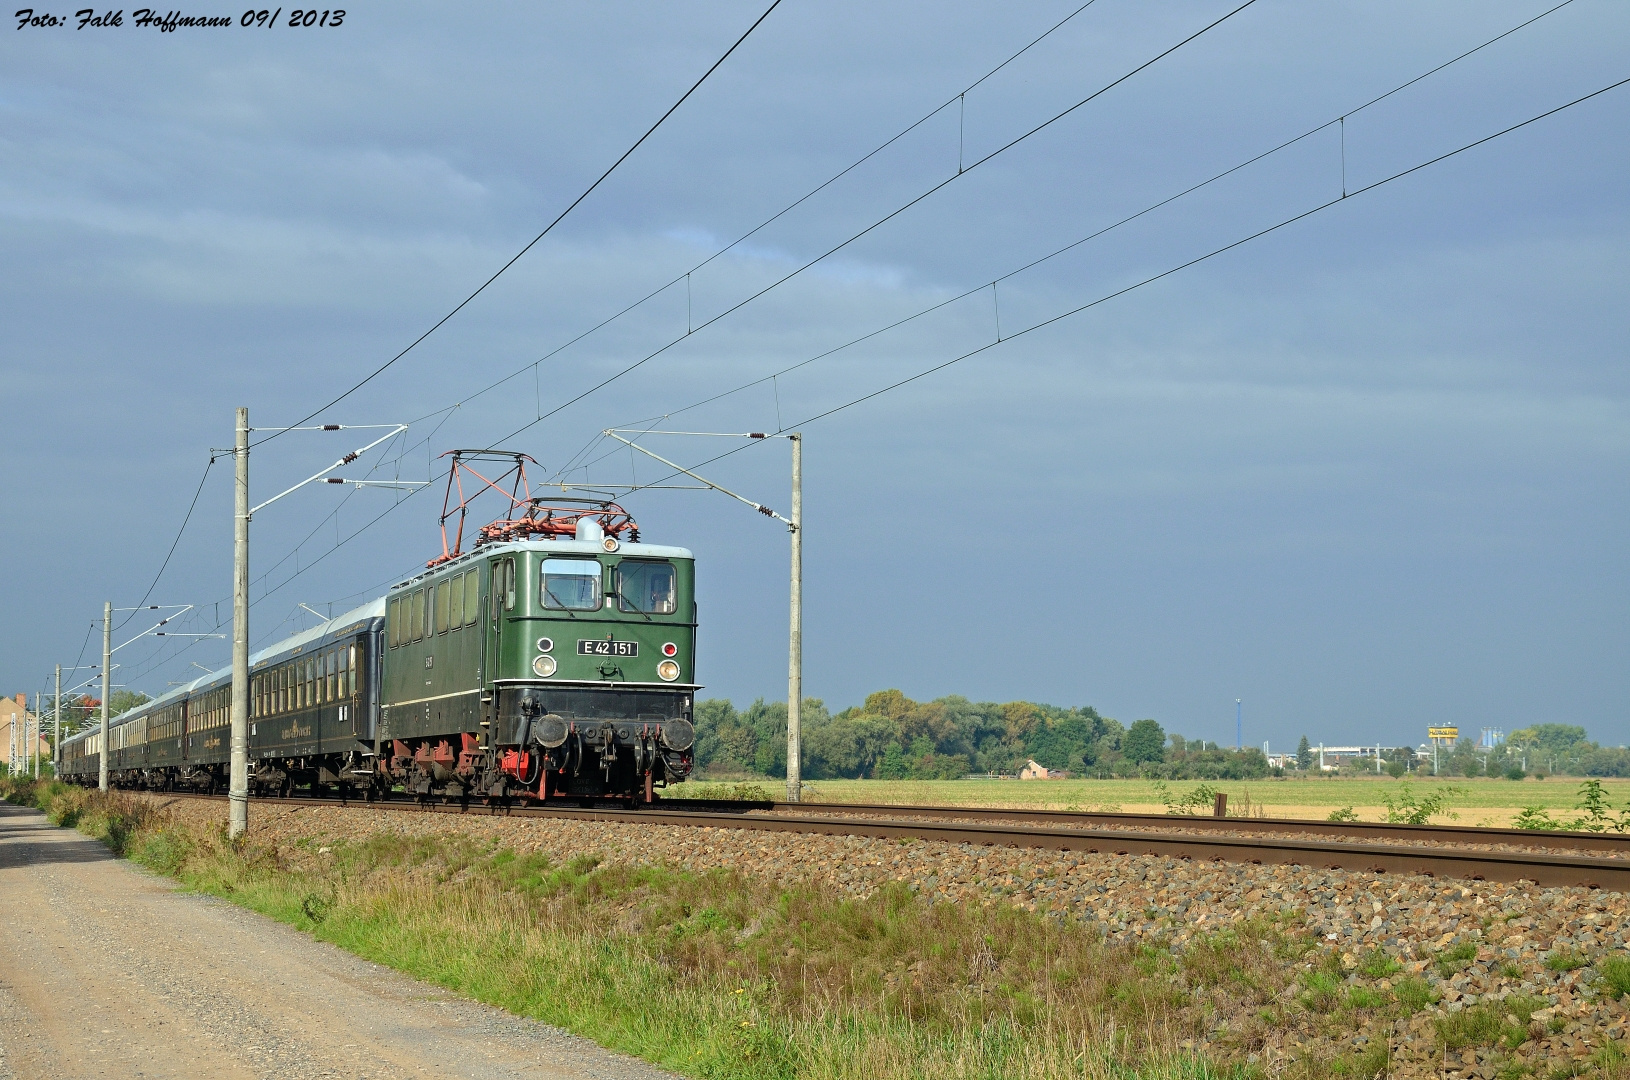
[13,693,23,708]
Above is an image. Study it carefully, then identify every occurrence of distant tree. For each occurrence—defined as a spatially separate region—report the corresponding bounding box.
[876,741,908,779]
[1123,719,1166,764]
[1296,735,1313,771]
[109,690,150,717]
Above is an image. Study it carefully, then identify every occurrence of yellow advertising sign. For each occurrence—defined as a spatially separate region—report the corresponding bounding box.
[1427,727,1460,741]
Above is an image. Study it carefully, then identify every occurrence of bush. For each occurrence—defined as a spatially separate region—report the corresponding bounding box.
[1382,783,1462,825]
[1327,807,1358,822]
[1505,767,1526,781]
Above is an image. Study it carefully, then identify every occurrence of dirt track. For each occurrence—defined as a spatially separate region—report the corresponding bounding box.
[0,803,676,1080]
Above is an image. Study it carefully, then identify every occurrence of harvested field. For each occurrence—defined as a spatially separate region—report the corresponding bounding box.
[765,777,1630,829]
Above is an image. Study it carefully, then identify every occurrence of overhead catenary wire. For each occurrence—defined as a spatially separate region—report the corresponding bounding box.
[152,0,1252,640]
[404,1,1107,431]
[595,0,1584,441]
[476,0,1265,458]
[258,0,785,448]
[603,75,1630,503]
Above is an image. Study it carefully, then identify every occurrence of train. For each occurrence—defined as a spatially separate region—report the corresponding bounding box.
[59,488,699,803]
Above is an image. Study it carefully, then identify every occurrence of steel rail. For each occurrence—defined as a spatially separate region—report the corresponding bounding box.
[145,791,1630,891]
[763,801,1630,854]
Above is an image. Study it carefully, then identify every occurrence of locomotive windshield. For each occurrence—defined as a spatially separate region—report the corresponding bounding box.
[616,560,676,614]
[541,558,602,610]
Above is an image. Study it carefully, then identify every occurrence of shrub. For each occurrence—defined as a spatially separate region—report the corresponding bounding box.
[1327,807,1358,823]
[1505,767,1526,781]
[1381,783,1461,824]
[1514,806,1560,831]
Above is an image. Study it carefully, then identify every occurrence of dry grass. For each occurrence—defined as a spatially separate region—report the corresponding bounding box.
[3,779,1435,1079]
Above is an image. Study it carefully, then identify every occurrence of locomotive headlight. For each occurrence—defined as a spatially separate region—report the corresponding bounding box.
[661,642,678,657]
[536,636,554,653]
[656,659,680,682]
[532,654,558,677]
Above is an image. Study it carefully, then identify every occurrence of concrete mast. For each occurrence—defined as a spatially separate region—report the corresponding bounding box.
[229,407,250,839]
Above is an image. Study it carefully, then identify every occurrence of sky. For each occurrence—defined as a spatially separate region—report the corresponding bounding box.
[2,1,1626,754]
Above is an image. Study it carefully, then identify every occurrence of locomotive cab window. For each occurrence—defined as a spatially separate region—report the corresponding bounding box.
[541,558,602,611]
[616,560,677,614]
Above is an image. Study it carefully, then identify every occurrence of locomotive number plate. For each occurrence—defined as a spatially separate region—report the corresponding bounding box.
[578,639,639,657]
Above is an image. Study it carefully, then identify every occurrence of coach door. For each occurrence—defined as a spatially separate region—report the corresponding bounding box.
[347,641,363,738]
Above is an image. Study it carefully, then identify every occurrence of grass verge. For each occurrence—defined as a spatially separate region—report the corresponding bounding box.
[0,779,1429,1079]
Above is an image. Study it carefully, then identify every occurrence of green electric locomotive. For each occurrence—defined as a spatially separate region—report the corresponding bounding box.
[376,512,698,801]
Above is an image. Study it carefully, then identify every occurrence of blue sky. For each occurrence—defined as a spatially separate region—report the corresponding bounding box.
[2,1,1625,752]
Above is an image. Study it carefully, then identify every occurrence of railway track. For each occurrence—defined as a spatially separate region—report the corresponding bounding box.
[146,791,1630,892]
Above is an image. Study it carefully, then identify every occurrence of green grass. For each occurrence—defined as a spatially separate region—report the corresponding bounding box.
[1433,941,1479,978]
[7,779,1317,1080]
[1436,1000,1540,1052]
[1600,957,1630,999]
[1546,950,1590,972]
[1356,948,1401,979]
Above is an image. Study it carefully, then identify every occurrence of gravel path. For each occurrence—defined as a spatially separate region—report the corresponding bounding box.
[0,802,678,1080]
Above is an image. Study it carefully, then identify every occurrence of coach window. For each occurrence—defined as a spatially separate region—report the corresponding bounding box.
[463,569,480,625]
[328,649,338,701]
[306,658,316,707]
[616,560,677,614]
[542,559,602,611]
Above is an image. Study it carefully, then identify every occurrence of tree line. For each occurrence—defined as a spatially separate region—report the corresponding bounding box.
[694,689,1272,780]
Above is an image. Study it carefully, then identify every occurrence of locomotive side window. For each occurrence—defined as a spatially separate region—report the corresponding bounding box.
[447,575,463,631]
[542,558,602,611]
[411,588,427,641]
[616,561,677,614]
[501,558,517,612]
[434,579,450,635]
[388,597,401,647]
[463,568,480,625]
